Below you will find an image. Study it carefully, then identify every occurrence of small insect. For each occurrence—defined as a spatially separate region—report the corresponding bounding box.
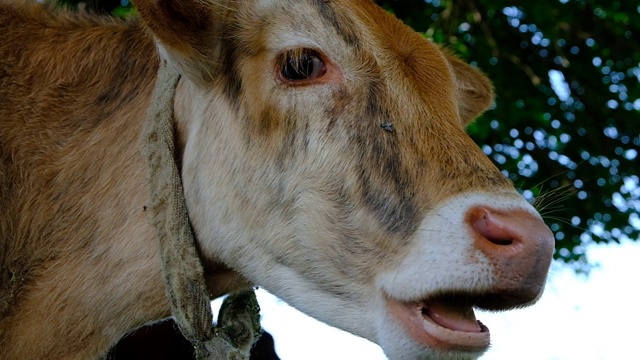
[380,122,395,133]
[143,206,147,212]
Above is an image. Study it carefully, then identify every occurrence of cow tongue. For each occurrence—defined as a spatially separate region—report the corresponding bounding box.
[422,300,482,333]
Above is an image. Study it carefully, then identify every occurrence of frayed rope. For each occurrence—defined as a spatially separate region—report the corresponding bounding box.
[142,59,260,359]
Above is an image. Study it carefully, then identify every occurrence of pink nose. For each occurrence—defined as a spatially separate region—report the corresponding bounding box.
[466,206,555,308]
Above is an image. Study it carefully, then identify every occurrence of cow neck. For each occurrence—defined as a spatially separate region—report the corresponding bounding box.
[142,59,259,359]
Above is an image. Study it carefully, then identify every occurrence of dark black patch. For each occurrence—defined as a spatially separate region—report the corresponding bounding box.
[312,0,360,47]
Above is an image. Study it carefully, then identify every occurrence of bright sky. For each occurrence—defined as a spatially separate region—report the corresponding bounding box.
[212,240,640,360]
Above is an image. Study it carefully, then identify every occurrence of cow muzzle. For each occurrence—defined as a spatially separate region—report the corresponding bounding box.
[377,194,555,357]
[467,205,555,309]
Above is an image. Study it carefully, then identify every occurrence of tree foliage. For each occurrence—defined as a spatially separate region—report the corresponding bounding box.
[56,0,640,271]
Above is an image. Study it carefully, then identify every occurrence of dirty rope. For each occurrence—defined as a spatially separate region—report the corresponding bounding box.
[142,59,259,359]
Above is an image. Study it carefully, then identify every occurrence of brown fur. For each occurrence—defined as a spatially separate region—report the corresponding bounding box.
[0,1,534,359]
[0,3,246,358]
[0,4,163,358]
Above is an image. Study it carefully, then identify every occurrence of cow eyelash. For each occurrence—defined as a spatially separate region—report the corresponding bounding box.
[278,48,327,83]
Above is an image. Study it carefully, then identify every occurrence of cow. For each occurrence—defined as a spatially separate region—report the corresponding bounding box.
[0,0,555,359]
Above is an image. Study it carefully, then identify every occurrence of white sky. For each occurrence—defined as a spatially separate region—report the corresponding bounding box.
[212,239,640,359]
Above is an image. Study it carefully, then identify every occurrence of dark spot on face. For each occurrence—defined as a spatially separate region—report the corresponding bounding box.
[366,80,391,121]
[257,104,281,136]
[327,86,349,132]
[354,129,420,236]
[333,76,419,236]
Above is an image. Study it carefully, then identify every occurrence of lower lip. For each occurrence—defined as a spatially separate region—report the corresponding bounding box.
[385,297,491,352]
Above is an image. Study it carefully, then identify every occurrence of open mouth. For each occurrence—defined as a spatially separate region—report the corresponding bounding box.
[421,295,486,333]
[385,293,493,352]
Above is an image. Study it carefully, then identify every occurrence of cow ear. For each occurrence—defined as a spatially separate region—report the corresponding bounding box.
[444,51,494,126]
[134,0,227,85]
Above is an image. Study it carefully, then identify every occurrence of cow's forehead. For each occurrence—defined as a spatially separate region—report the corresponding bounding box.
[246,0,443,55]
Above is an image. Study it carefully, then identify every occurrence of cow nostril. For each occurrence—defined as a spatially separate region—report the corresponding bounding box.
[468,207,519,247]
[488,236,513,246]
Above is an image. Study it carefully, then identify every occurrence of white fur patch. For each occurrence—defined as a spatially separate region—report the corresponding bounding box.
[377,192,539,301]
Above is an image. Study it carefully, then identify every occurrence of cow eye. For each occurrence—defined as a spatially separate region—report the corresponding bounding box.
[280,49,326,82]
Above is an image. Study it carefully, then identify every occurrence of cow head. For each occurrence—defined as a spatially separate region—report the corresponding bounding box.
[134,0,554,358]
